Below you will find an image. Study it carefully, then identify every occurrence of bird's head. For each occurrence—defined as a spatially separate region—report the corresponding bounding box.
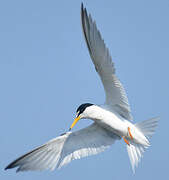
[69,103,94,130]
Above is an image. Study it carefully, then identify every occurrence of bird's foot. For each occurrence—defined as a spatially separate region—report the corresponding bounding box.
[122,136,130,146]
[128,127,133,140]
[122,127,134,146]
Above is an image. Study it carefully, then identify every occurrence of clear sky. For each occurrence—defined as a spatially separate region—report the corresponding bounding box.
[1,0,169,179]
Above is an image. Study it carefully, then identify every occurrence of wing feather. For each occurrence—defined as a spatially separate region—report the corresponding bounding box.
[81,4,132,120]
[5,123,119,172]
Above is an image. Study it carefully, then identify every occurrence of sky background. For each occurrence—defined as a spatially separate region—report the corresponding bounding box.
[0,0,169,179]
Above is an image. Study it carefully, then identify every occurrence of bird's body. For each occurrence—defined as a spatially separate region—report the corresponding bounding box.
[5,3,158,173]
[82,104,128,137]
[79,104,149,147]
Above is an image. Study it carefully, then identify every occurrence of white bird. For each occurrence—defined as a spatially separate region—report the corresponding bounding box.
[5,3,158,173]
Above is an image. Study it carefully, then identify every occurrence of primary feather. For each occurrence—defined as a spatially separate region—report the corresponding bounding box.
[81,4,132,120]
[5,123,119,172]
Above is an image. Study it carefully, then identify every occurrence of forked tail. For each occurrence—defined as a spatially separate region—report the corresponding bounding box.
[127,117,159,173]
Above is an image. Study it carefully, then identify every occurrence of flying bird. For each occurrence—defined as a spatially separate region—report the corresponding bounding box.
[5,3,158,173]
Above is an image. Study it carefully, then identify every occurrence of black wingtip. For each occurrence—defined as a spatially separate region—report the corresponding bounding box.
[5,167,9,170]
[81,2,84,17]
[4,163,13,170]
[4,159,19,170]
[4,157,22,171]
[4,144,47,172]
[81,2,87,16]
[81,2,84,10]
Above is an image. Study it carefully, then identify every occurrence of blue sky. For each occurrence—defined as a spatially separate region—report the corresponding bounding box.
[1,0,169,179]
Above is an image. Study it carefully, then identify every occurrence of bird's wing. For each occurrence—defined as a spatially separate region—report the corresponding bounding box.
[5,123,119,172]
[81,4,132,120]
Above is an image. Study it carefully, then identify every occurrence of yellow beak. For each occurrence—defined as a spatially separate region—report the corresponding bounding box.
[69,116,81,130]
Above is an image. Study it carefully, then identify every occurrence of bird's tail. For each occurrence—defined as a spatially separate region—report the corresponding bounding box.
[126,117,159,173]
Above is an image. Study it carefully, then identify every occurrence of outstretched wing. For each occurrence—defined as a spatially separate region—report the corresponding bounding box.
[5,123,119,172]
[81,4,132,120]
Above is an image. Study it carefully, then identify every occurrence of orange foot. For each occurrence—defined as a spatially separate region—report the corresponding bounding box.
[122,127,134,146]
[128,127,133,140]
[122,136,130,146]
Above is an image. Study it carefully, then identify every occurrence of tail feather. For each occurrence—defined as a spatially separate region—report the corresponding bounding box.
[127,117,159,173]
[127,143,145,173]
[135,117,159,138]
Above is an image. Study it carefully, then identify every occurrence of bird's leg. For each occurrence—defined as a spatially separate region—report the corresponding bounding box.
[122,136,130,146]
[128,127,133,140]
[122,127,134,146]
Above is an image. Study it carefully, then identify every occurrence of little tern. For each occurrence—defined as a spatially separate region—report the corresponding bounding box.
[5,3,158,173]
